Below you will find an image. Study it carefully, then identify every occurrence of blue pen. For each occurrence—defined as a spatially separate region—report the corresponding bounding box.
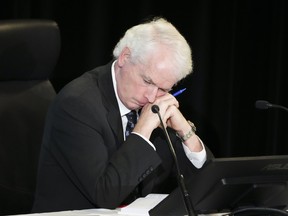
[172,88,186,97]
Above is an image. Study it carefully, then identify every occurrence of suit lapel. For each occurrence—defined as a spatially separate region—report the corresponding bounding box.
[97,61,124,143]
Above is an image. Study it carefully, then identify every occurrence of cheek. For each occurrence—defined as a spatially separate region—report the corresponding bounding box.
[135,85,148,96]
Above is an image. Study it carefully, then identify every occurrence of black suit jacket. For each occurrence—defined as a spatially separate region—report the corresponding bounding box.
[32,61,213,213]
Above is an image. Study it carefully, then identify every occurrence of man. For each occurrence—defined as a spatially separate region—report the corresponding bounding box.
[32,17,214,213]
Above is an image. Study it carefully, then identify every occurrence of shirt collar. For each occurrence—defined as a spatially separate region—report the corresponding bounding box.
[111,60,130,117]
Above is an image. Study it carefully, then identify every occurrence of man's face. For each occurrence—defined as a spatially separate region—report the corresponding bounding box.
[116,48,178,110]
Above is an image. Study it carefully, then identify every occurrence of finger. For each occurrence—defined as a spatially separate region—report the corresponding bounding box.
[155,93,179,108]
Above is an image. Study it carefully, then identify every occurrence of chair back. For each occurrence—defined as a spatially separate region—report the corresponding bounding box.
[0,19,60,215]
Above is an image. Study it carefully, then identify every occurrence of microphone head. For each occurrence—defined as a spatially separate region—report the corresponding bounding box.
[151,105,160,113]
[255,100,271,109]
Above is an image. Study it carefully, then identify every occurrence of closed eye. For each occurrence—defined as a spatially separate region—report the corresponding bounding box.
[142,77,171,93]
[143,78,153,85]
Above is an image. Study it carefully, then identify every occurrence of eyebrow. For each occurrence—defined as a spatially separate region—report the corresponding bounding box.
[145,76,172,92]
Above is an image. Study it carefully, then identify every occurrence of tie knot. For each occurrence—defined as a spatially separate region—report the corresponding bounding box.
[126,110,137,124]
[125,110,137,138]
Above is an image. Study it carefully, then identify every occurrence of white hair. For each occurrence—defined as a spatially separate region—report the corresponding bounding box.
[113,17,193,81]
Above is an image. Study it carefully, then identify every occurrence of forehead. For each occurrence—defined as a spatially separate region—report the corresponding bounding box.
[140,51,178,87]
[143,66,175,85]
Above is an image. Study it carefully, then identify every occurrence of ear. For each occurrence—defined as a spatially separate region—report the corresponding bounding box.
[118,47,131,67]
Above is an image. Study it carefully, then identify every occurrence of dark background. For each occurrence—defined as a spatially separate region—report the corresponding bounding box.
[1,0,287,158]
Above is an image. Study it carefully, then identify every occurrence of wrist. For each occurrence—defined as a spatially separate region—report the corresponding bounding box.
[176,120,196,142]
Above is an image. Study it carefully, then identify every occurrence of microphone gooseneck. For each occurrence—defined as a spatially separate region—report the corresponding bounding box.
[255,100,288,112]
[255,100,272,110]
[151,105,197,216]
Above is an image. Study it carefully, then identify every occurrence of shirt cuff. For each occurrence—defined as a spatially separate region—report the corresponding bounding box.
[182,135,207,169]
[132,132,207,169]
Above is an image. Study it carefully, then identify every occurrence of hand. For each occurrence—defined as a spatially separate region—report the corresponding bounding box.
[155,94,203,152]
[133,94,179,139]
[134,93,203,152]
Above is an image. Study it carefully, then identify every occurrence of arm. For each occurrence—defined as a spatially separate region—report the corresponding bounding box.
[49,93,162,209]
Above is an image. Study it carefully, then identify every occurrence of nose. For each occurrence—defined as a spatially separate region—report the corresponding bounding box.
[145,86,158,103]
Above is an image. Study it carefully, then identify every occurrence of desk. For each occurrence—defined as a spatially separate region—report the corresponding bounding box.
[14,208,119,216]
[13,194,226,216]
[15,194,164,216]
[14,209,225,216]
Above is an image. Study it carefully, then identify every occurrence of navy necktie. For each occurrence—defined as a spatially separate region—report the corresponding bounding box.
[125,110,137,138]
[122,110,141,205]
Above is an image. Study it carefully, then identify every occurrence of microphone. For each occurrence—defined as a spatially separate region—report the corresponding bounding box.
[255,100,288,112]
[151,105,197,216]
